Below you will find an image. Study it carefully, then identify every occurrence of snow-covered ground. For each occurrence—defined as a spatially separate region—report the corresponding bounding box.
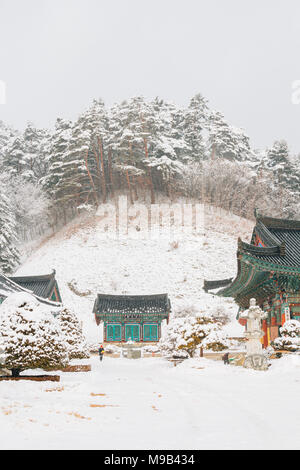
[1,355,300,450]
[15,205,250,342]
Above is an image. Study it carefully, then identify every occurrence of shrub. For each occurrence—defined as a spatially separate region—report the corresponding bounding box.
[0,293,68,377]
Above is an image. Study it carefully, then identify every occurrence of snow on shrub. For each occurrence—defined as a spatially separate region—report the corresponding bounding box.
[142,345,160,354]
[0,293,69,376]
[88,343,119,355]
[159,313,228,358]
[202,329,229,351]
[88,342,101,354]
[55,306,90,359]
[273,320,300,351]
[103,345,118,354]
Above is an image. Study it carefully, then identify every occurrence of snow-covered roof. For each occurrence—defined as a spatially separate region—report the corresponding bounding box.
[0,273,60,307]
[10,271,57,299]
[93,294,171,316]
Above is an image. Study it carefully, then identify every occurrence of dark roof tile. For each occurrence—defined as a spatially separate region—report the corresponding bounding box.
[10,272,56,299]
[93,294,171,317]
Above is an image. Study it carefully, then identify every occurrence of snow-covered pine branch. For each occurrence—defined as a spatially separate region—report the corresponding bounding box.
[0,293,69,377]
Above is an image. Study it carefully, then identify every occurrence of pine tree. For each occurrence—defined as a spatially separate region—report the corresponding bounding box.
[22,122,46,182]
[0,293,68,377]
[263,140,300,191]
[67,117,94,206]
[0,120,18,167]
[259,140,300,217]
[81,99,109,202]
[108,99,144,203]
[3,124,50,182]
[144,98,187,196]
[208,111,251,161]
[2,136,26,177]
[0,184,19,273]
[184,93,208,161]
[43,118,73,203]
[56,307,89,359]
[43,117,94,215]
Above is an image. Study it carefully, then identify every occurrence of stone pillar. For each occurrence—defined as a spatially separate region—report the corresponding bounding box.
[240,298,269,371]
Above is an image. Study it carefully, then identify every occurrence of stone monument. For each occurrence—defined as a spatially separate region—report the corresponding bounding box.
[122,340,142,359]
[241,298,268,371]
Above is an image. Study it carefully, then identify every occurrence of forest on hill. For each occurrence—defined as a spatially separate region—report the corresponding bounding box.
[0,93,299,273]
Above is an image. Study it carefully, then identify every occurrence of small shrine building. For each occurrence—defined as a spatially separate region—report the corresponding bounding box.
[93,294,171,342]
[204,211,300,347]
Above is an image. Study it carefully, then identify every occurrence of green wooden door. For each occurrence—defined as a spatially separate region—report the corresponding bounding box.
[125,324,140,342]
[106,323,122,342]
[143,323,158,341]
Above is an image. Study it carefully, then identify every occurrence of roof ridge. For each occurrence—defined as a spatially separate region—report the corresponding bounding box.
[237,237,283,256]
[255,211,300,230]
[10,271,56,282]
[255,221,282,247]
[96,293,169,299]
[93,293,171,316]
[9,271,57,299]
[0,273,60,307]
[203,278,233,292]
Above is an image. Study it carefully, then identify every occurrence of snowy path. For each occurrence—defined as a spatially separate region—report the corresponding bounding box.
[1,355,300,450]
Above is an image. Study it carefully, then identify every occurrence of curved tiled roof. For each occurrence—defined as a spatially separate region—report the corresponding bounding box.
[256,213,300,230]
[93,293,171,317]
[0,273,60,306]
[0,275,26,300]
[10,272,56,299]
[241,219,300,268]
[253,221,282,247]
[204,212,300,308]
[203,278,233,292]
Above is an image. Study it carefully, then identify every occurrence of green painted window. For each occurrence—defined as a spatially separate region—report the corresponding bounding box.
[125,324,140,342]
[143,324,158,341]
[106,323,122,342]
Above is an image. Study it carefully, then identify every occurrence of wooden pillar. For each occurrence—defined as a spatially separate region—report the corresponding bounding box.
[262,319,268,348]
[122,322,125,342]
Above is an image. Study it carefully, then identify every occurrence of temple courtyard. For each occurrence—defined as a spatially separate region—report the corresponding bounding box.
[0,355,300,450]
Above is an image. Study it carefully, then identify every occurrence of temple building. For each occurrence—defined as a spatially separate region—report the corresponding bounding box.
[10,271,62,303]
[204,211,300,347]
[93,294,171,342]
[0,270,62,305]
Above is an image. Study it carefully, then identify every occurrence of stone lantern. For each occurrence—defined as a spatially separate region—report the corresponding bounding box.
[240,298,268,371]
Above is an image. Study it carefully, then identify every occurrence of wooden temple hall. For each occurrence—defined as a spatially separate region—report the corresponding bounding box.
[93,294,171,342]
[204,211,300,348]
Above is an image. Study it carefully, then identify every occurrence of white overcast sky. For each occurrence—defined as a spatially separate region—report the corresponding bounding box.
[0,0,300,152]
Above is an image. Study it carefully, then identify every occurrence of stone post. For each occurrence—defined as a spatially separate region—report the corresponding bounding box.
[122,341,142,359]
[241,298,268,371]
